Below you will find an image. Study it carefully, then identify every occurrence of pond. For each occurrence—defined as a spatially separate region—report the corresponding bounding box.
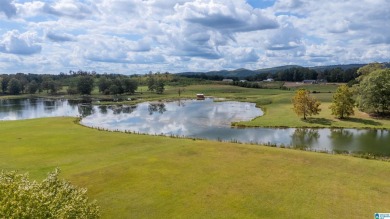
[1,98,390,155]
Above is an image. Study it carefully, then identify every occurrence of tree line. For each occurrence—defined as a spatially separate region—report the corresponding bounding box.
[182,66,359,83]
[0,71,173,96]
[247,67,359,83]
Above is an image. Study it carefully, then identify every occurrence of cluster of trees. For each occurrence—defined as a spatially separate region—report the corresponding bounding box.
[354,63,390,115]
[182,74,225,81]
[292,86,354,120]
[182,66,360,83]
[0,71,169,96]
[292,63,390,119]
[247,67,359,83]
[0,169,99,218]
[146,76,165,94]
[98,77,138,95]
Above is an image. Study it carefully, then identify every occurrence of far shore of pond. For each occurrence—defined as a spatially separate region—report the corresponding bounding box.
[1,84,389,130]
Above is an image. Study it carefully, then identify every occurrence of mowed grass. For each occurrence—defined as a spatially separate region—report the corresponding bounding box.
[1,117,390,218]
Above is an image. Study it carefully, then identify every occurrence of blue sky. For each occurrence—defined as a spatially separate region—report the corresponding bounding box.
[0,0,389,74]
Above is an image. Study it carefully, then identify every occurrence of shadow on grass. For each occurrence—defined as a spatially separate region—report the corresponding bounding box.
[303,118,333,126]
[343,118,382,126]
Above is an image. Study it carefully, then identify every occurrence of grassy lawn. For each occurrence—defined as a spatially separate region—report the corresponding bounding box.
[1,117,390,218]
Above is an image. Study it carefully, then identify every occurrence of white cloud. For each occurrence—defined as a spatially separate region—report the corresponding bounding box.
[175,0,278,32]
[0,30,41,55]
[264,24,302,50]
[42,0,95,19]
[0,0,388,74]
[46,31,75,42]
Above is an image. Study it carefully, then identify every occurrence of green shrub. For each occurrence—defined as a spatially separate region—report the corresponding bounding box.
[0,168,100,219]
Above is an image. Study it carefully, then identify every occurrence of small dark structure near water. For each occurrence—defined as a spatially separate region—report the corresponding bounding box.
[197,94,205,100]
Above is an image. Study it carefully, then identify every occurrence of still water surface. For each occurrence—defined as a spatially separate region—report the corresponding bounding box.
[1,98,389,155]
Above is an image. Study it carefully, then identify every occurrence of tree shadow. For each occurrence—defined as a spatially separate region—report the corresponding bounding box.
[343,118,382,126]
[303,118,333,126]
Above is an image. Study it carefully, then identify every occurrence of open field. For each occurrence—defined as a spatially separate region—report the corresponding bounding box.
[1,117,390,218]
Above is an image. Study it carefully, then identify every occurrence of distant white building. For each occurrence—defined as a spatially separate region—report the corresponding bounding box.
[239,80,247,82]
[263,78,274,82]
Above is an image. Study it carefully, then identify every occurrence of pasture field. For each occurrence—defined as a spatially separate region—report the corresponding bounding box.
[1,117,390,218]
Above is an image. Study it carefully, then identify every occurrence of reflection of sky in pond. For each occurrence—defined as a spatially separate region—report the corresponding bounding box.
[0,99,81,120]
[81,99,263,136]
[81,99,390,155]
[1,98,390,155]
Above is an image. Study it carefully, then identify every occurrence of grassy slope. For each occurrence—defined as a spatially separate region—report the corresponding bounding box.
[1,117,390,218]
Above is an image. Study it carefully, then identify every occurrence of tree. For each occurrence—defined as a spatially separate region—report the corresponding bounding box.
[329,85,355,119]
[98,77,111,94]
[357,62,384,77]
[26,80,39,94]
[122,78,138,94]
[355,68,390,115]
[7,78,22,95]
[77,76,94,95]
[0,77,3,94]
[292,89,321,120]
[1,76,9,94]
[0,168,99,218]
[147,76,156,92]
[48,80,60,94]
[155,80,165,94]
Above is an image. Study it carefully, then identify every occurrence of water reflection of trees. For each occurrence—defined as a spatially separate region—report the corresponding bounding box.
[98,105,136,115]
[99,106,108,114]
[177,100,185,107]
[112,106,136,114]
[148,103,166,115]
[0,99,24,112]
[78,105,94,117]
[328,129,354,153]
[291,128,320,149]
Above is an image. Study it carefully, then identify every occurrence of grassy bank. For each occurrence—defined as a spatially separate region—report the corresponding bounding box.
[1,117,390,218]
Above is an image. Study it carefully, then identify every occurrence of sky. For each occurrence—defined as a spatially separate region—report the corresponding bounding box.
[0,0,389,74]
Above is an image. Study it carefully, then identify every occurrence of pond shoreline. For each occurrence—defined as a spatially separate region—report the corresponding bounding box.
[2,95,389,131]
[75,117,390,162]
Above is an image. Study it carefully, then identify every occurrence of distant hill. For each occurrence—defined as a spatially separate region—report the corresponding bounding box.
[177,64,367,79]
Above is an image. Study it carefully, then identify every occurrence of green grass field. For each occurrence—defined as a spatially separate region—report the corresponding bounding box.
[1,117,390,218]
